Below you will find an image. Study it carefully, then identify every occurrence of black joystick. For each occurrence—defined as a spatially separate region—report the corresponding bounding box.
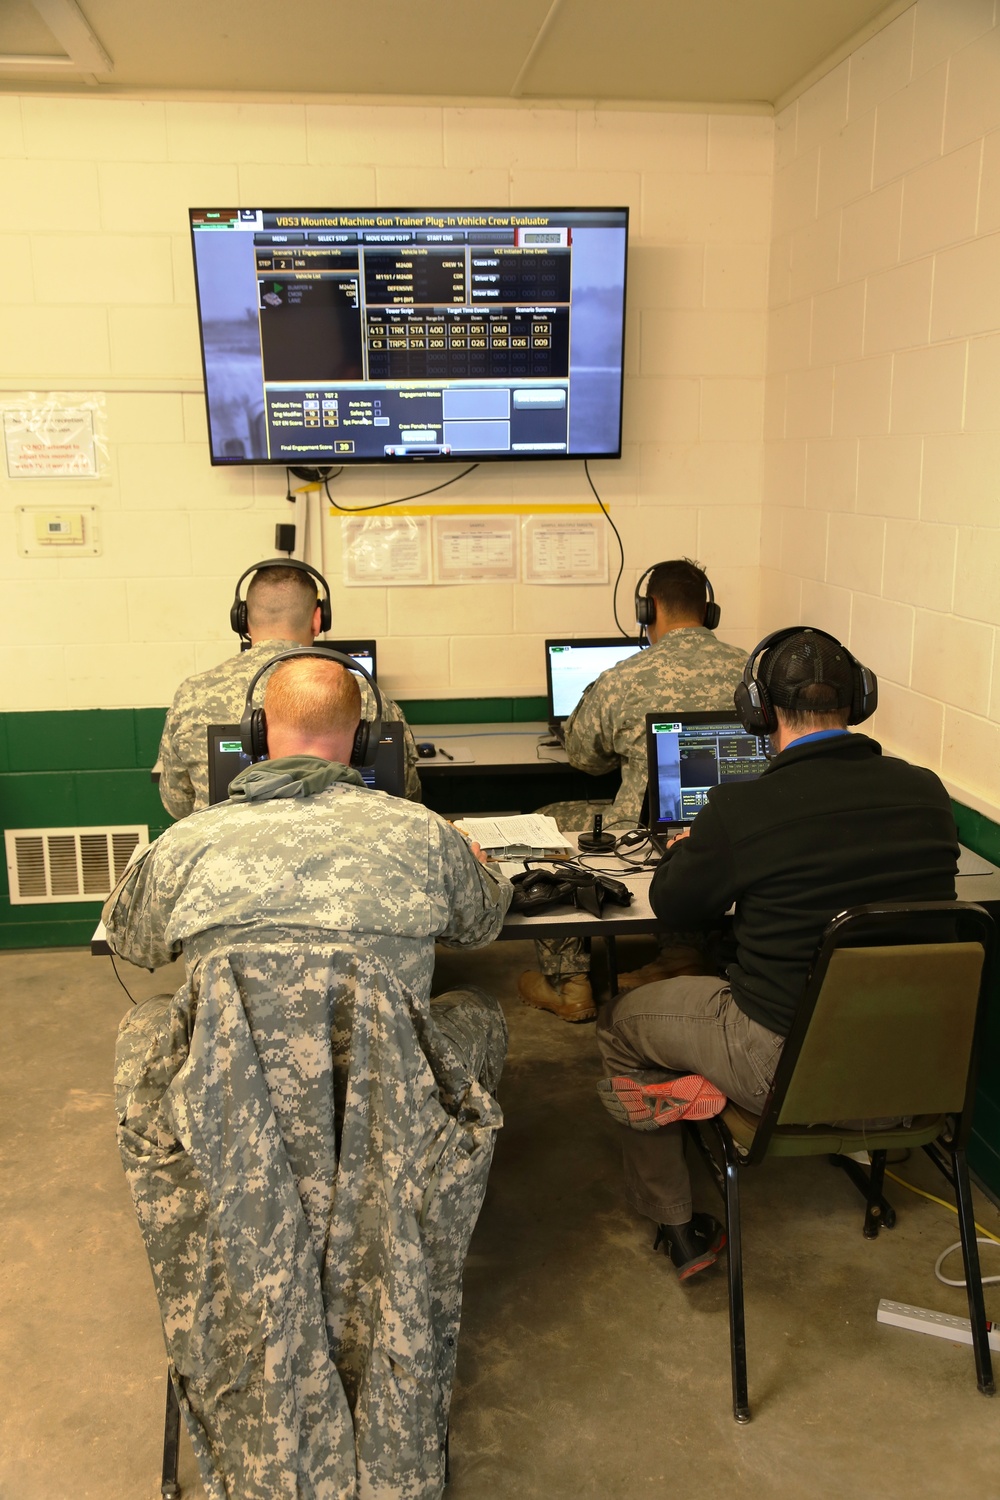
[578,812,616,852]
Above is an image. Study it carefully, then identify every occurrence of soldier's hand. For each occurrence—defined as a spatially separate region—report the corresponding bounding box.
[469,840,490,866]
[666,828,691,850]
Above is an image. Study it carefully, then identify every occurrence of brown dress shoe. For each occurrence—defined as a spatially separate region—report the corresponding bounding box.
[616,947,715,990]
[517,971,596,1022]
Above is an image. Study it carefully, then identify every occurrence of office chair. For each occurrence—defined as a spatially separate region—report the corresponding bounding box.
[697,901,996,1423]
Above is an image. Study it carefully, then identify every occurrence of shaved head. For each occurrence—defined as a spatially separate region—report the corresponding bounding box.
[264,656,361,763]
[246,566,319,640]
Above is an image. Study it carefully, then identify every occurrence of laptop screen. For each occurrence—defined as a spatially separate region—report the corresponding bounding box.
[317,638,377,681]
[206,721,406,805]
[545,637,644,722]
[645,712,770,830]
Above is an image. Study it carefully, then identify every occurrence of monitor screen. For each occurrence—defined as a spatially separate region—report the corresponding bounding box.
[206,721,405,804]
[645,713,770,829]
[189,207,629,465]
[546,636,644,722]
[317,639,377,681]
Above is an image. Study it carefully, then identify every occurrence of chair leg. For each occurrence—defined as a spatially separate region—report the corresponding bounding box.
[718,1140,750,1423]
[827,1153,897,1231]
[864,1150,888,1239]
[952,1148,996,1396]
[161,1371,182,1500]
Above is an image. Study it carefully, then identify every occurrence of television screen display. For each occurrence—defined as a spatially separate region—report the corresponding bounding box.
[189,207,628,466]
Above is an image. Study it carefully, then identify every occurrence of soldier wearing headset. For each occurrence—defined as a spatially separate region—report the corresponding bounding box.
[595,626,959,1283]
[156,558,422,819]
[519,558,747,1024]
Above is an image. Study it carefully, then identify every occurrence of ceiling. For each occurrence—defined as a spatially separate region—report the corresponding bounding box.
[0,0,907,107]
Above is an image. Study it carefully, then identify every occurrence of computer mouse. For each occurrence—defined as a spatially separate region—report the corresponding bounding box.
[416,742,437,758]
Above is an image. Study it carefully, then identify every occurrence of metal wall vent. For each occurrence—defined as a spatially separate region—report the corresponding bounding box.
[4,826,148,905]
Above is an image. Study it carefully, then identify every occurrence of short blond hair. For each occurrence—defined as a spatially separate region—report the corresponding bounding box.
[263,656,361,738]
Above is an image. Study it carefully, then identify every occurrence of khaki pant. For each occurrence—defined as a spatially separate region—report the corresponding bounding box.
[596,977,784,1225]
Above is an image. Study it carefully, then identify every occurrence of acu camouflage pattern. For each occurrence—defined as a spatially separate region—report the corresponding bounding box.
[106,772,511,1499]
[157,639,424,819]
[561,626,747,826]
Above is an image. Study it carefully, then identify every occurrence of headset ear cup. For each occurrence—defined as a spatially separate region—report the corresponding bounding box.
[351,720,369,769]
[319,596,332,633]
[849,664,878,725]
[704,600,721,630]
[734,680,775,736]
[231,600,248,638]
[250,707,268,761]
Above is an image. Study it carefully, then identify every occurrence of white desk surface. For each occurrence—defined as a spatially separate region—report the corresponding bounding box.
[91,843,1000,957]
[413,723,568,769]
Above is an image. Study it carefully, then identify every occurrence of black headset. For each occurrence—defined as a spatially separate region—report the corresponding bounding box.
[239,648,383,769]
[230,558,333,650]
[734,626,878,736]
[634,563,720,635]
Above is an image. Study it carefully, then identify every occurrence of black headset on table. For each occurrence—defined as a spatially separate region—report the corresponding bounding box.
[634,563,721,644]
[230,558,333,650]
[734,626,878,737]
[239,648,383,770]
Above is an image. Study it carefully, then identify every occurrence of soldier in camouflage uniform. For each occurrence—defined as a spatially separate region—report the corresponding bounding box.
[519,560,747,1022]
[158,560,423,818]
[107,656,511,1500]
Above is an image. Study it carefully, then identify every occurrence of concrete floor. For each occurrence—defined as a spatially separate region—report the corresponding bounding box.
[3,937,1000,1500]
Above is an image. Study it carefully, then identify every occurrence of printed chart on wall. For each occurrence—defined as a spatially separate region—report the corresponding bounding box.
[342,516,432,586]
[522,515,607,584]
[2,394,107,480]
[433,516,518,582]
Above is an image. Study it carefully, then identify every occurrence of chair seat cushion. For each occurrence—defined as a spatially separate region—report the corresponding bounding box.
[721,1104,945,1158]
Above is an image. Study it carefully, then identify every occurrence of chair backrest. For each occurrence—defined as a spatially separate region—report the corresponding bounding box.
[748,902,994,1161]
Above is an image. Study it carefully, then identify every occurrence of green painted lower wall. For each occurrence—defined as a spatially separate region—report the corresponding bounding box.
[3,704,1000,1197]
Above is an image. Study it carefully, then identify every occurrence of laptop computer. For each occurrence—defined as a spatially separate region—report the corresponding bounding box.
[206,721,406,805]
[645,712,771,832]
[544,636,644,737]
[315,638,378,680]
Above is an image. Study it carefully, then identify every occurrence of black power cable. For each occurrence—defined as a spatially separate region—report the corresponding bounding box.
[583,459,630,638]
[322,464,480,514]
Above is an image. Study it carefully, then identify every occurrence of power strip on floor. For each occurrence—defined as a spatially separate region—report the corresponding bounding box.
[877,1298,1000,1351]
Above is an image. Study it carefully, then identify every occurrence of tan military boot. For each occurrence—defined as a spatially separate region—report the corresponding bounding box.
[517,971,596,1022]
[616,947,715,990]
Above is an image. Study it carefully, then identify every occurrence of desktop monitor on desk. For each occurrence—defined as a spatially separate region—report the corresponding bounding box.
[206,721,406,805]
[645,713,770,831]
[545,636,644,730]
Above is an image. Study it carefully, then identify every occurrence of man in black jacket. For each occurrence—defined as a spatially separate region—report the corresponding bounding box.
[596,627,959,1280]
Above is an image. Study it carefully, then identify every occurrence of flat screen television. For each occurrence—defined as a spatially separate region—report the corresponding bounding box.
[189,206,628,466]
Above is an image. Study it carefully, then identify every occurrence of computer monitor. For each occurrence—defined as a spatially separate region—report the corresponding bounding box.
[206,721,406,805]
[645,712,770,830]
[316,638,378,680]
[189,206,629,466]
[545,636,644,726]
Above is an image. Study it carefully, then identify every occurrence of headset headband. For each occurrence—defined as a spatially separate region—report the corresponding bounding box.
[239,647,383,770]
[635,562,719,635]
[734,626,878,736]
[230,558,333,648]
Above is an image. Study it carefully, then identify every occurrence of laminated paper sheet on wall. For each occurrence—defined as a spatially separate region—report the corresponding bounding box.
[342,515,432,586]
[522,515,607,584]
[432,515,519,583]
[2,393,108,480]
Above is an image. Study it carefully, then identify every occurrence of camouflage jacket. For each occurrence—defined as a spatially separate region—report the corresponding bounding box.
[106,760,512,1500]
[563,626,747,825]
[157,639,423,818]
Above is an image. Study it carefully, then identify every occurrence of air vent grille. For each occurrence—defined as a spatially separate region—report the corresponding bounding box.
[4,826,148,905]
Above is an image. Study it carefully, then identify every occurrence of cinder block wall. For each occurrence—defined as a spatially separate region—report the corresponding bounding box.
[0,99,772,712]
[761,1,1000,821]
